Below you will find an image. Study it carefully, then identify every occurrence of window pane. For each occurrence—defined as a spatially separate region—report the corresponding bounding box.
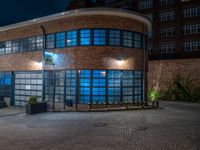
[80,29,91,46]
[56,32,65,48]
[93,29,106,45]
[0,42,5,54]
[12,40,20,53]
[134,33,142,48]
[28,37,36,51]
[36,36,43,50]
[20,38,28,52]
[46,34,55,49]
[109,30,120,46]
[5,41,12,54]
[123,31,133,47]
[67,31,77,46]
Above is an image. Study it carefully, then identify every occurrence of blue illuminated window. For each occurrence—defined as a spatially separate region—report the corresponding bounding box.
[79,70,91,104]
[80,29,91,46]
[108,70,121,104]
[4,73,11,85]
[0,72,11,97]
[46,34,55,49]
[134,33,142,48]
[56,32,65,48]
[67,31,77,46]
[109,30,121,46]
[93,29,106,45]
[0,73,4,85]
[92,70,106,104]
[123,31,133,47]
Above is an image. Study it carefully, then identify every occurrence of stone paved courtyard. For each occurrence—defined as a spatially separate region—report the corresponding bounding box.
[0,101,200,150]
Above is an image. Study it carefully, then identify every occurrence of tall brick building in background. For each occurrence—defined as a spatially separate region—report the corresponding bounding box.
[67,0,200,89]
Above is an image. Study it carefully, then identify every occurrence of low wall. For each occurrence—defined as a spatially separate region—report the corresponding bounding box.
[148,58,200,90]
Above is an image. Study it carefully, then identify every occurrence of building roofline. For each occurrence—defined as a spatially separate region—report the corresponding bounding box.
[0,8,152,32]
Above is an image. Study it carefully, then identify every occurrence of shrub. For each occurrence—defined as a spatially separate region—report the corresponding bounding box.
[159,74,200,102]
[147,80,161,102]
[147,88,160,102]
[28,96,38,105]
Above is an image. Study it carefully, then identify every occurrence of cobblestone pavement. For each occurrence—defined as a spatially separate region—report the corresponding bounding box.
[0,101,200,150]
[0,107,24,117]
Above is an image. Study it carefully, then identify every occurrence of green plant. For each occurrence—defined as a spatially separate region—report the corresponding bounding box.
[28,96,38,105]
[148,88,160,102]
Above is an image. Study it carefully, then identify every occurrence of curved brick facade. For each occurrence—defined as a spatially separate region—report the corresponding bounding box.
[0,13,149,72]
[0,8,151,110]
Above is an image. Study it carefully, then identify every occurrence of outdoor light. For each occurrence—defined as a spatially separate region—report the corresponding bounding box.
[44,52,57,66]
[101,71,106,76]
[31,61,42,69]
[117,59,124,66]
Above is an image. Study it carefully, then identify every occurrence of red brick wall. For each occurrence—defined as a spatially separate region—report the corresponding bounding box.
[0,15,145,41]
[148,58,200,89]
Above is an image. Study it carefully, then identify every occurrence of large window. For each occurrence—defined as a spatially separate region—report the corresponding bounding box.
[139,0,153,10]
[5,41,12,54]
[54,71,65,102]
[159,43,175,54]
[0,72,11,97]
[36,36,43,50]
[56,32,65,48]
[123,31,133,47]
[160,0,175,6]
[12,40,20,53]
[183,7,200,18]
[108,70,121,104]
[109,30,121,46]
[92,70,106,104]
[134,71,143,102]
[122,71,134,103]
[65,70,77,104]
[93,29,106,45]
[160,27,175,37]
[134,33,142,48]
[183,41,200,52]
[46,34,55,49]
[182,24,200,35]
[79,70,91,104]
[159,11,175,22]
[66,30,77,47]
[20,38,28,52]
[28,37,36,51]
[80,29,91,46]
[0,42,5,54]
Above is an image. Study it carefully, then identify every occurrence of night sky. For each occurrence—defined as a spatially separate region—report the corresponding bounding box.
[0,0,71,27]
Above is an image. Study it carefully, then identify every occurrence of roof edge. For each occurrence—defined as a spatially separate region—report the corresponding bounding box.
[0,8,152,32]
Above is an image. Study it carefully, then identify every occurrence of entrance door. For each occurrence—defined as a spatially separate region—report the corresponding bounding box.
[45,71,65,110]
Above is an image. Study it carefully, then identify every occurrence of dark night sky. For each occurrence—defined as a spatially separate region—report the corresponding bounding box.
[0,0,71,27]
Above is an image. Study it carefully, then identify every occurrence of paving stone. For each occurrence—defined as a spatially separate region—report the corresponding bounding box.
[0,101,200,150]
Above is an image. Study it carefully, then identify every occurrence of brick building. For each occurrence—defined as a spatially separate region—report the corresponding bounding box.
[0,8,151,110]
[67,0,200,89]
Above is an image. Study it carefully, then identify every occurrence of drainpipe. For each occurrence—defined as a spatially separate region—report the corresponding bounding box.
[143,24,148,106]
[40,25,46,102]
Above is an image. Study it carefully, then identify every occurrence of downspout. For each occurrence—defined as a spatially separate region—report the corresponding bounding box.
[40,25,46,102]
